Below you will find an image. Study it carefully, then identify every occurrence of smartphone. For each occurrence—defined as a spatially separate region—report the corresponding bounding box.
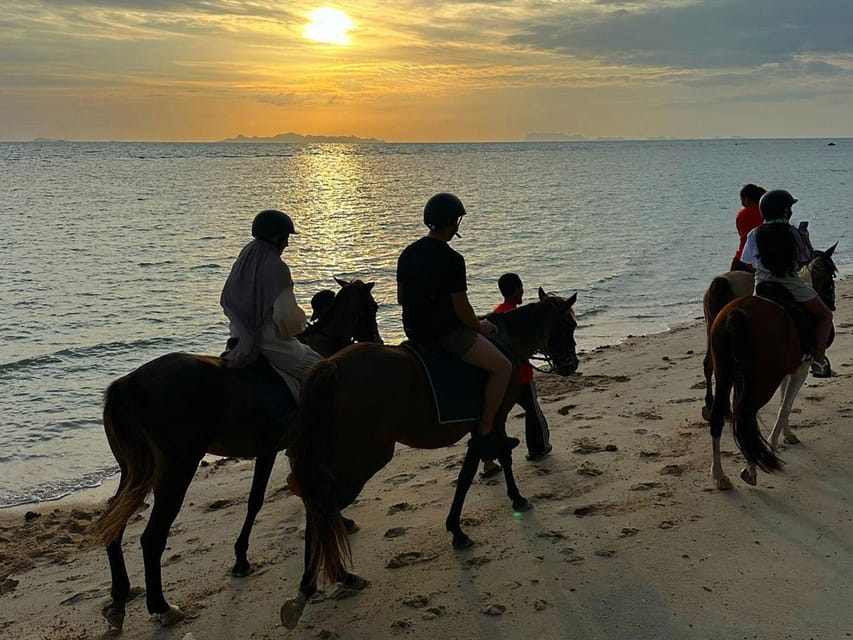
[798,220,809,231]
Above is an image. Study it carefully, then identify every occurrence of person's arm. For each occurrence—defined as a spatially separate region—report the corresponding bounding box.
[272,285,307,337]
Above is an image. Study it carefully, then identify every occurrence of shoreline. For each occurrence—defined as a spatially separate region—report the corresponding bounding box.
[1,277,851,639]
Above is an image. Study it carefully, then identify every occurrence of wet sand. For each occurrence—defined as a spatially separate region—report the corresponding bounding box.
[2,279,852,640]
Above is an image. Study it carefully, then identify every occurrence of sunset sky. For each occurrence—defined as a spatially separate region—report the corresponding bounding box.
[2,0,852,142]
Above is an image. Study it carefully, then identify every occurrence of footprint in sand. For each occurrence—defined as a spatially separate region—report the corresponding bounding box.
[572,439,618,454]
[595,549,617,558]
[577,463,603,477]
[386,551,437,568]
[465,556,491,568]
[387,502,417,515]
[560,548,584,564]
[659,464,684,476]
[558,404,577,415]
[533,599,550,611]
[391,619,413,630]
[402,594,429,608]
[659,520,677,530]
[384,473,417,485]
[421,606,445,620]
[206,498,237,511]
[619,527,640,538]
[533,491,559,500]
[1,578,19,596]
[630,482,660,491]
[537,530,567,543]
[384,527,408,539]
[635,410,663,420]
[640,450,660,458]
[481,604,506,616]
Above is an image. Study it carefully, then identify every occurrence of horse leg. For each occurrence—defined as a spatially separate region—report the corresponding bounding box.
[140,458,199,625]
[709,371,733,490]
[444,443,482,550]
[280,529,320,630]
[496,448,531,512]
[702,348,714,421]
[232,452,276,577]
[103,525,131,629]
[770,363,808,448]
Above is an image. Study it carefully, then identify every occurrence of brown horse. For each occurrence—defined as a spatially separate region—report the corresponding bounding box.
[94,279,381,631]
[706,246,837,490]
[280,288,579,630]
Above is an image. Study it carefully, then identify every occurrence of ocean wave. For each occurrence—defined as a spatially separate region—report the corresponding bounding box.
[0,465,119,509]
[0,335,179,378]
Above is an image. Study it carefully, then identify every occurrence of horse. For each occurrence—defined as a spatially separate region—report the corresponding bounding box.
[94,278,381,631]
[706,245,837,490]
[280,288,579,630]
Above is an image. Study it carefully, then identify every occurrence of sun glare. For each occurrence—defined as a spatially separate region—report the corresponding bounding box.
[303,8,354,45]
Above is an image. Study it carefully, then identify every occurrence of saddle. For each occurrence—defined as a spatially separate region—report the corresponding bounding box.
[221,338,297,432]
[401,340,487,424]
[754,282,815,356]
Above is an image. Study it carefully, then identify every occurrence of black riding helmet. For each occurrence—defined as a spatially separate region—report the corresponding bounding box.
[423,192,466,229]
[758,190,797,221]
[252,209,297,241]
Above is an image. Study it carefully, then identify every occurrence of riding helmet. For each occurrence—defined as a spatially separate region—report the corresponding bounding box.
[252,209,297,241]
[758,190,798,221]
[423,192,466,229]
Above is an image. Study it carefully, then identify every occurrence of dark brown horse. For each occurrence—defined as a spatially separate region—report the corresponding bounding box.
[94,279,381,631]
[280,288,579,630]
[706,246,837,489]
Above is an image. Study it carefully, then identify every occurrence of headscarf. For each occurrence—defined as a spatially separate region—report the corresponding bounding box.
[220,239,292,367]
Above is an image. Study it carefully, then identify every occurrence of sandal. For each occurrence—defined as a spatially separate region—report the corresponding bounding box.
[810,357,832,378]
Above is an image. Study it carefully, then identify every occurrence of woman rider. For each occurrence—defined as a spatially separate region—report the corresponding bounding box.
[220,209,323,397]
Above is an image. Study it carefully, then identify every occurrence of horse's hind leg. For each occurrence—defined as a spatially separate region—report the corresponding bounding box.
[709,370,734,490]
[233,452,276,576]
[770,363,809,449]
[281,529,319,630]
[702,348,714,421]
[496,449,531,512]
[444,443,482,550]
[140,457,200,625]
[103,526,131,629]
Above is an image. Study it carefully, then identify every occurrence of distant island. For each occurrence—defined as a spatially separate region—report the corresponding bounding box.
[221,132,384,144]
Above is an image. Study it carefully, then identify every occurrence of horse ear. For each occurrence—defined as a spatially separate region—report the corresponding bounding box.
[567,292,578,306]
[334,276,349,288]
[538,287,547,302]
[365,282,375,293]
[825,242,838,258]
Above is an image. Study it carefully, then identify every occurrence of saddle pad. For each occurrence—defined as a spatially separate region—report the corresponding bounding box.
[228,357,298,438]
[755,283,816,355]
[401,341,486,424]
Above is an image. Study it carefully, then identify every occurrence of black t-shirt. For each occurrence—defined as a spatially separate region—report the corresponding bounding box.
[396,237,467,340]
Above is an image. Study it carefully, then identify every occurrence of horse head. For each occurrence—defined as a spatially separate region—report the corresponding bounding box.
[808,242,838,311]
[333,277,383,344]
[537,287,579,376]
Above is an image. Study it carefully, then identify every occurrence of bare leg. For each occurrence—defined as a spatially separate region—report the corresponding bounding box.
[802,296,833,363]
[233,452,277,576]
[461,335,512,435]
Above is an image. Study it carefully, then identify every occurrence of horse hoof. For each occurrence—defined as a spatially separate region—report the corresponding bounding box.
[280,598,306,630]
[155,604,184,627]
[512,498,533,512]
[740,467,757,486]
[784,433,801,445]
[343,517,360,535]
[701,406,711,422]
[341,573,369,591]
[451,534,474,550]
[712,475,733,491]
[102,599,125,630]
[231,560,254,577]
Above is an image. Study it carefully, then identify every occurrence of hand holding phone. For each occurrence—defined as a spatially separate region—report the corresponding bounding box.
[798,220,809,232]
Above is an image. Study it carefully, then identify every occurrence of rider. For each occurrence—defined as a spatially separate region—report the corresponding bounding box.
[481,273,552,477]
[309,289,336,323]
[730,183,766,272]
[740,190,833,378]
[396,193,513,455]
[220,209,323,396]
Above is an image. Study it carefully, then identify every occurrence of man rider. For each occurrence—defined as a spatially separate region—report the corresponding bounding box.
[740,190,833,378]
[396,193,514,455]
[220,209,323,397]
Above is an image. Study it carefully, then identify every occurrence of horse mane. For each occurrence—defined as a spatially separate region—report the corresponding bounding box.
[488,301,549,347]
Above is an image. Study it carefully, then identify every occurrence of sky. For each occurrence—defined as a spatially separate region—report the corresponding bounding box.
[2,0,852,142]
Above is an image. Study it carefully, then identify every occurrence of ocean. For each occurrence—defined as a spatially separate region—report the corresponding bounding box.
[1,138,850,508]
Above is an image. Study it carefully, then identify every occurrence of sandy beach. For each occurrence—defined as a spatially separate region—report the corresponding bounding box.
[2,279,852,640]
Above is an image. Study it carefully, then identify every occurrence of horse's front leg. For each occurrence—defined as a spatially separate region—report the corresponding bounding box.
[770,363,809,448]
[496,448,531,512]
[233,452,276,576]
[444,443,481,550]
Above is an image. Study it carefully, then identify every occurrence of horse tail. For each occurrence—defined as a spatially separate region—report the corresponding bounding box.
[96,376,158,545]
[705,276,734,327]
[289,360,351,583]
[726,309,782,473]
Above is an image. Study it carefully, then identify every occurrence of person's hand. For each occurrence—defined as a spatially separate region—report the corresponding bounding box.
[478,319,497,337]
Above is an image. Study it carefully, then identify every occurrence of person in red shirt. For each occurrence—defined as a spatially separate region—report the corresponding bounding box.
[481,273,552,478]
[730,183,766,272]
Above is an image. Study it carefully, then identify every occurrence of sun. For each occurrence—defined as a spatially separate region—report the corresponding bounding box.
[303,8,354,45]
